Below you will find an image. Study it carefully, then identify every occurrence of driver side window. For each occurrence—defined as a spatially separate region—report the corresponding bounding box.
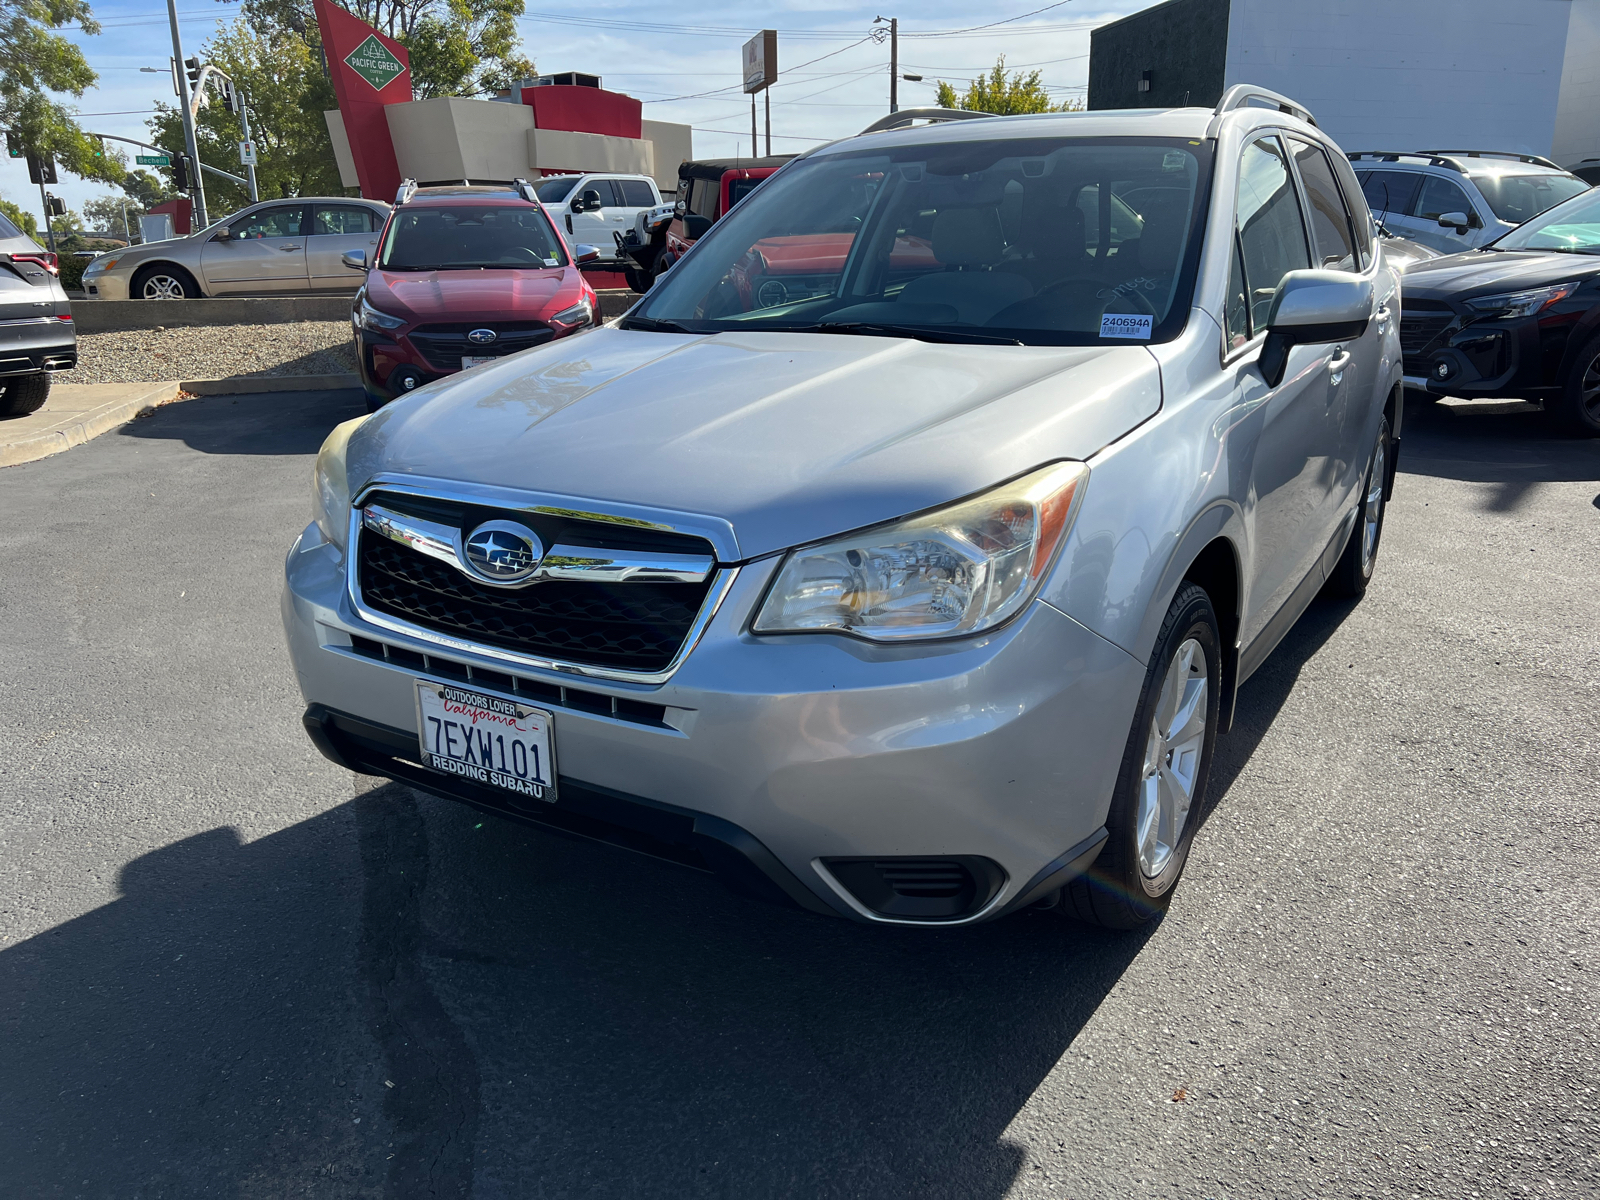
[1235,136,1311,333]
[230,206,304,240]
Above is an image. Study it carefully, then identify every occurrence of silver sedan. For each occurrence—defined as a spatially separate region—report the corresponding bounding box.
[83,197,389,300]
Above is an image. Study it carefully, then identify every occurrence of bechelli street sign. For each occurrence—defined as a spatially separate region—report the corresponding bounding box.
[135,154,171,166]
[344,34,406,92]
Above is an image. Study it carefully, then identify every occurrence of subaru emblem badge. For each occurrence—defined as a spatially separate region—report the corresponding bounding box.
[467,328,497,345]
[462,520,543,584]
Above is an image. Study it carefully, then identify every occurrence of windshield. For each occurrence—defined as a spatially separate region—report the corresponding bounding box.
[629,136,1211,345]
[378,205,568,271]
[535,177,578,204]
[1493,188,1600,253]
[1472,172,1589,224]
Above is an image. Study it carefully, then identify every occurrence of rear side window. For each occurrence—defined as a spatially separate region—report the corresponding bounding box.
[618,179,655,206]
[1289,138,1356,271]
[1360,170,1423,221]
[688,178,718,218]
[1329,153,1374,269]
[1236,136,1312,333]
[1415,176,1474,222]
[312,205,377,235]
[0,210,23,240]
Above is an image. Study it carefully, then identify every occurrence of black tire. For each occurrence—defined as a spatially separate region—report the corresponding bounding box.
[1063,584,1222,929]
[651,247,675,283]
[1324,414,1391,599]
[1551,334,1600,437]
[0,372,51,418]
[131,264,199,300]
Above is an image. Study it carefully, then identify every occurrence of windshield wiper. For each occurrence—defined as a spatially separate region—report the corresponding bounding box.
[809,321,1023,346]
[619,315,703,334]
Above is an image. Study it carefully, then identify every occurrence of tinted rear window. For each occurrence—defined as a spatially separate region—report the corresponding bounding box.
[1359,170,1423,220]
[0,210,23,240]
[1472,172,1590,224]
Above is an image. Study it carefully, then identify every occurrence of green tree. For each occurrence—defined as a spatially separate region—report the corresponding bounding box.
[120,168,173,211]
[935,57,1084,116]
[1,0,122,181]
[147,20,348,213]
[0,193,39,240]
[240,0,532,97]
[82,192,141,237]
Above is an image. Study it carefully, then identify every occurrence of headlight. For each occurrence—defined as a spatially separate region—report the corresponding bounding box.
[310,415,369,549]
[1464,282,1576,318]
[356,295,407,332]
[86,257,116,274]
[551,296,594,328]
[753,462,1088,642]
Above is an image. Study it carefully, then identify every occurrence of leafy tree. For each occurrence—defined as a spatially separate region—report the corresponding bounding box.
[935,57,1084,116]
[0,193,39,239]
[147,20,348,212]
[82,192,141,237]
[120,168,174,211]
[239,0,533,98]
[0,0,122,181]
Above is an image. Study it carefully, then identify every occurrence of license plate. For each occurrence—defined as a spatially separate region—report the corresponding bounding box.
[461,355,496,369]
[415,681,556,802]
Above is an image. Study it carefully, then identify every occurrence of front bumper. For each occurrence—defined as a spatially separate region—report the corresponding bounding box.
[1401,308,1566,400]
[283,526,1144,925]
[83,271,129,301]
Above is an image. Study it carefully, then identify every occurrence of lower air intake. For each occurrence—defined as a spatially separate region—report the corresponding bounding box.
[823,856,1006,921]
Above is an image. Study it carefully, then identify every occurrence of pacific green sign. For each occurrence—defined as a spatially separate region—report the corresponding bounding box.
[344,34,405,92]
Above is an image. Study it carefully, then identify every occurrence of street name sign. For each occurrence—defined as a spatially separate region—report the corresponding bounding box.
[136,154,171,166]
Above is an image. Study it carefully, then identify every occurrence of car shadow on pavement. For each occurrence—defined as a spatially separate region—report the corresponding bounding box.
[1,780,1158,1198]
[1399,393,1600,513]
[116,388,366,457]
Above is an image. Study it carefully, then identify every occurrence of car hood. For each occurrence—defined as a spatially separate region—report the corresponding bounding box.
[366,267,579,322]
[346,327,1161,559]
[1400,248,1600,299]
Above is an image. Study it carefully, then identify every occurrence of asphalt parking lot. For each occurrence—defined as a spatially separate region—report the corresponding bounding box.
[1,389,1596,1199]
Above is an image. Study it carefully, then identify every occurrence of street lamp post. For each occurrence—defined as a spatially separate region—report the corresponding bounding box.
[165,0,209,228]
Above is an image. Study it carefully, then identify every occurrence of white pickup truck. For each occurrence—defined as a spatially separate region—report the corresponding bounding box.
[532,173,664,265]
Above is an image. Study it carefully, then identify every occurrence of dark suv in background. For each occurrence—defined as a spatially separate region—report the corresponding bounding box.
[0,211,75,418]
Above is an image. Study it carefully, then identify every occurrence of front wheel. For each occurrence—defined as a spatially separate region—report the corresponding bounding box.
[1324,415,1390,599]
[1063,584,1221,929]
[131,265,199,300]
[1552,334,1600,437]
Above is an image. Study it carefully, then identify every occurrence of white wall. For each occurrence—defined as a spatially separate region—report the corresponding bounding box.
[1552,0,1600,166]
[1224,0,1574,155]
[386,97,537,184]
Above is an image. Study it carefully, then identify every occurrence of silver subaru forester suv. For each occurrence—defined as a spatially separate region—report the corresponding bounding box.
[284,86,1402,930]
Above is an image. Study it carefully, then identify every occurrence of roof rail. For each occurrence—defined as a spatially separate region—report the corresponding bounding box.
[1211,84,1317,129]
[512,176,539,203]
[859,107,997,135]
[394,178,417,206]
[1347,151,1468,175]
[1417,149,1564,171]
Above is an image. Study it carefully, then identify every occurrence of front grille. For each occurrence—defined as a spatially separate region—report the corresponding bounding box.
[1399,303,1456,373]
[355,492,717,675]
[407,321,555,371]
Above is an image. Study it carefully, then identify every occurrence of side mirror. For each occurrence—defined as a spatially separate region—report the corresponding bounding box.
[673,199,686,218]
[1437,211,1470,232]
[211,227,232,242]
[1257,269,1373,388]
[572,244,601,266]
[572,188,603,213]
[342,249,367,271]
[683,214,713,240]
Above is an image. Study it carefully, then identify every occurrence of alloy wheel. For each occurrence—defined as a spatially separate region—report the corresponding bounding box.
[141,274,186,300]
[1582,350,1600,423]
[1360,428,1388,576]
[1136,637,1208,879]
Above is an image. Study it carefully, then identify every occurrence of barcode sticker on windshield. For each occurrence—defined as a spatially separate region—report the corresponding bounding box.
[1101,313,1154,340]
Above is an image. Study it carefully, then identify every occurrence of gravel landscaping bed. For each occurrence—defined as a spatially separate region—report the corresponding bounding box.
[71,321,356,384]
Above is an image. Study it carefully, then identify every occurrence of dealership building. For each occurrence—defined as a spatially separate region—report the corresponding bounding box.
[1088,0,1600,168]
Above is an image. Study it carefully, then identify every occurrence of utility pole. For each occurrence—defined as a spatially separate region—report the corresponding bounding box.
[238,92,259,203]
[749,95,756,163]
[37,177,55,253]
[874,16,899,114]
[121,199,132,244]
[764,91,771,156]
[166,0,208,228]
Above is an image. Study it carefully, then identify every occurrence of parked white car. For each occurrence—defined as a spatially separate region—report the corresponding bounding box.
[532,173,663,260]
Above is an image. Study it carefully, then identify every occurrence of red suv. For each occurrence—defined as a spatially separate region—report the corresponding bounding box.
[351,181,600,409]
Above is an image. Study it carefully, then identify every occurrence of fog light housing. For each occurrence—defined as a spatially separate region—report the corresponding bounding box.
[390,365,426,391]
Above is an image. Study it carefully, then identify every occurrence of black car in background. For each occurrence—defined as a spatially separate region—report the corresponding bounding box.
[1399,187,1600,436]
[0,210,76,418]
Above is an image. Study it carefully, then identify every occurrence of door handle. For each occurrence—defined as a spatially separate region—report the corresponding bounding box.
[1374,304,1392,333]
[1328,348,1352,383]
[278,244,301,251]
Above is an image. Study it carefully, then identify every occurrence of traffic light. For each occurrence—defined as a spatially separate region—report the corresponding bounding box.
[45,195,66,218]
[220,80,236,114]
[171,154,191,192]
[93,134,105,158]
[5,131,22,159]
[26,154,57,185]
[185,57,202,88]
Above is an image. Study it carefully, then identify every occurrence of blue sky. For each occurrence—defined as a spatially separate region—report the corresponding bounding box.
[1,0,1164,227]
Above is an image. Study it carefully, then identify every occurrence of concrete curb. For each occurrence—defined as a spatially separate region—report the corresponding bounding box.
[71,295,354,332]
[0,381,179,469]
[182,373,361,396]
